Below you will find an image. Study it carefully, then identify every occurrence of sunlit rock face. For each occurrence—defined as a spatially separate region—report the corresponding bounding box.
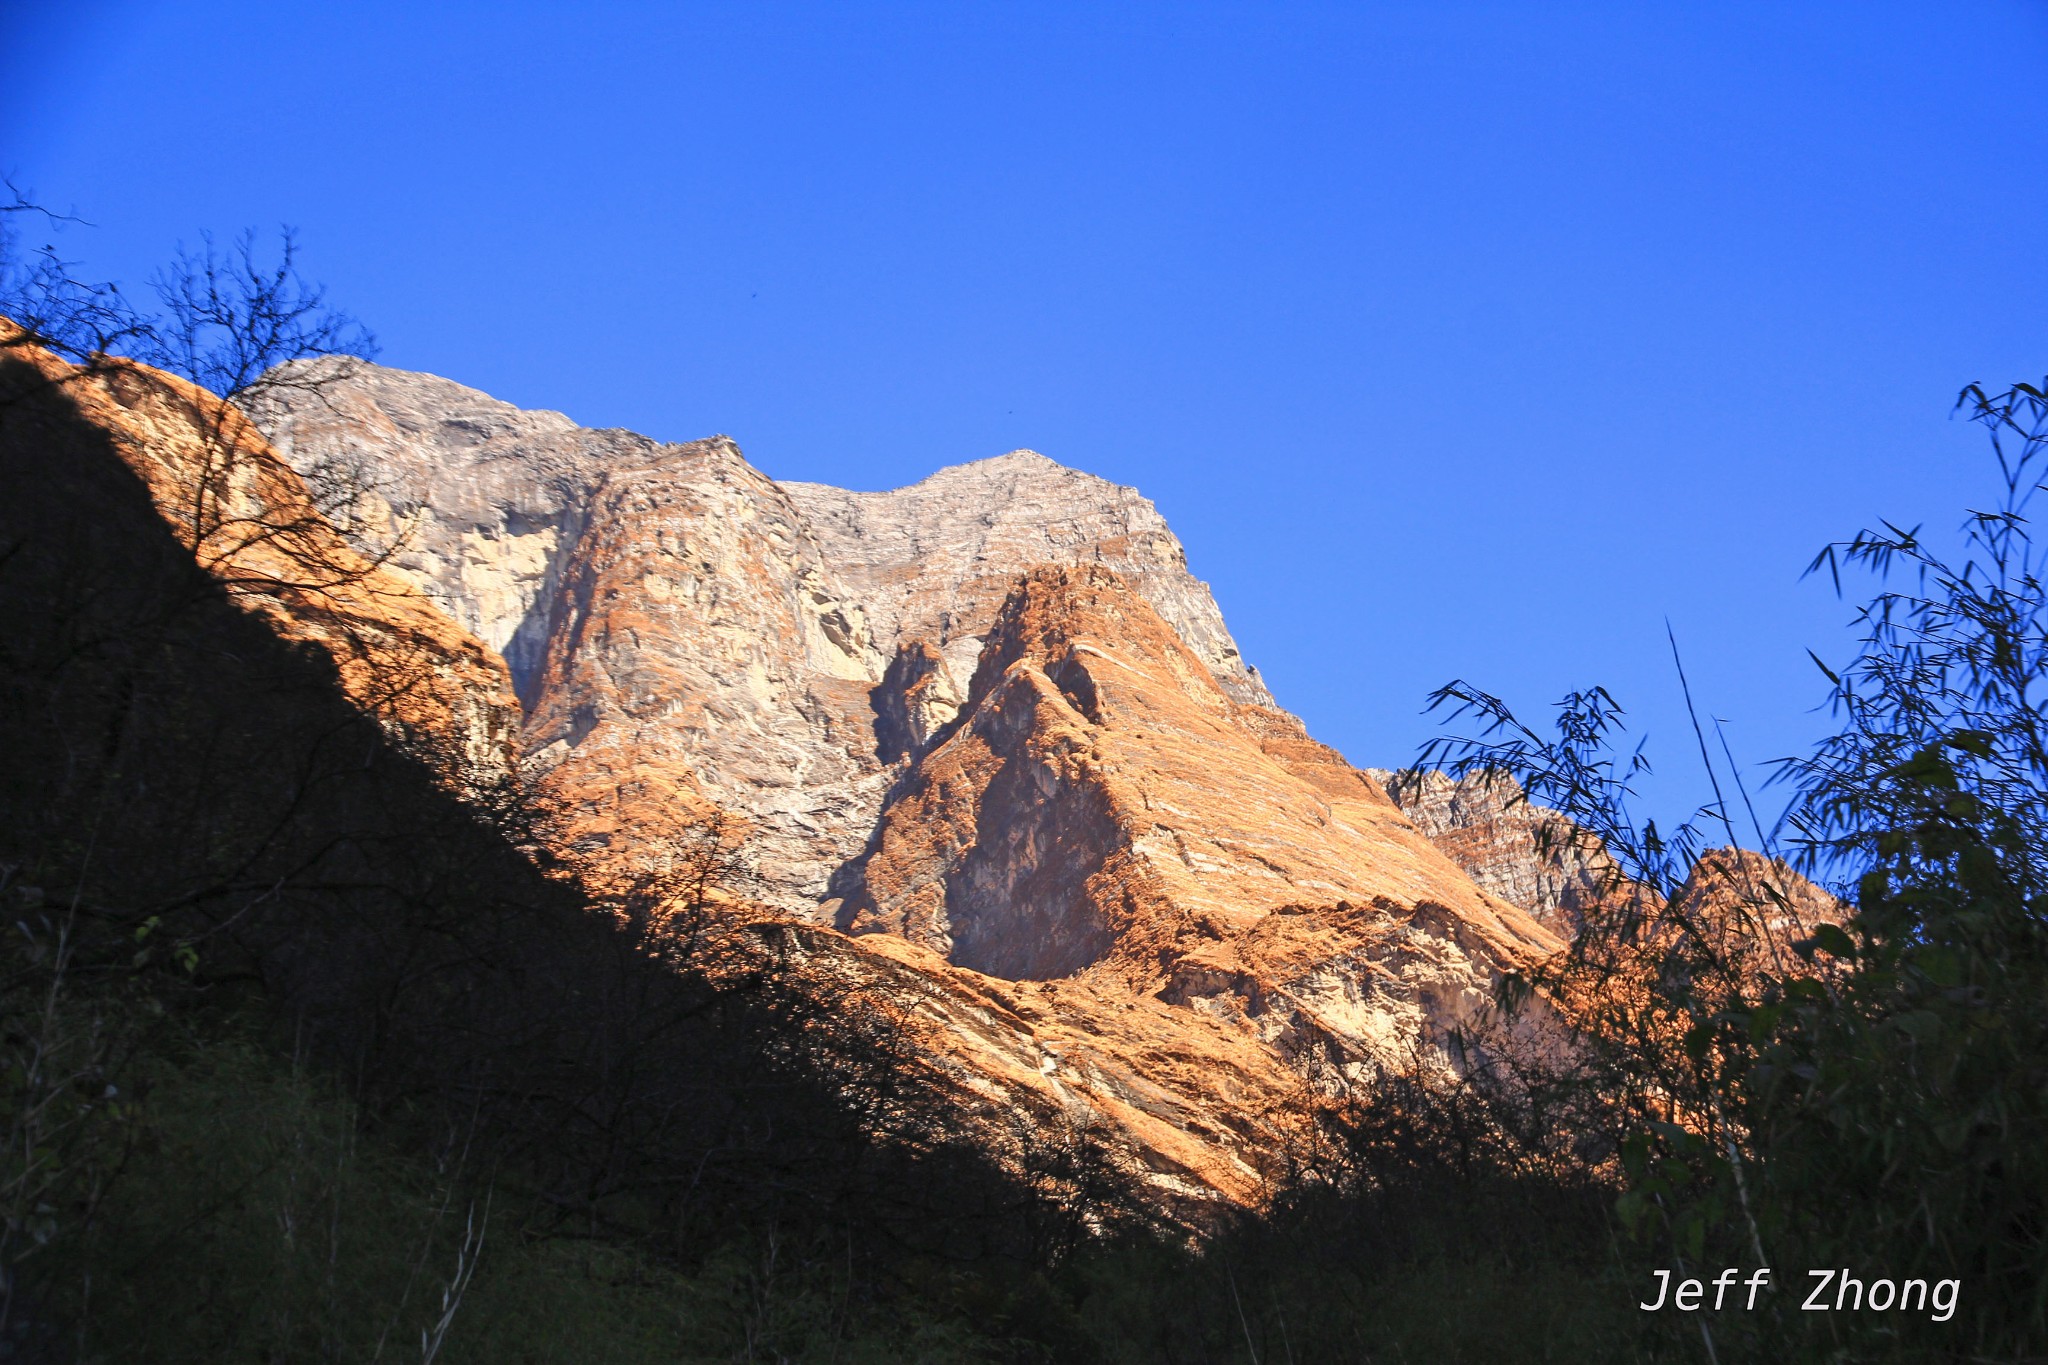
[781,451,1274,708]
[517,435,892,904]
[260,368,1275,915]
[257,364,1566,1207]
[839,565,1558,1039]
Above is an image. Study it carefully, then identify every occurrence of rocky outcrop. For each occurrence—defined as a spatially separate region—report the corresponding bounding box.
[1371,771,1843,949]
[1367,768,1618,937]
[249,361,666,702]
[839,566,1560,1071]
[872,642,967,763]
[1667,846,1843,960]
[518,436,890,901]
[257,369,1275,914]
[34,337,1855,1213]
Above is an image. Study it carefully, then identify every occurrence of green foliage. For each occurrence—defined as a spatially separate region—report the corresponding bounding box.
[1408,377,2048,1361]
[34,1016,1019,1363]
[1746,379,2048,1356]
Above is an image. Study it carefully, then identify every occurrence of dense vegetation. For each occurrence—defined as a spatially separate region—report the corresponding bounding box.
[3,214,2041,1361]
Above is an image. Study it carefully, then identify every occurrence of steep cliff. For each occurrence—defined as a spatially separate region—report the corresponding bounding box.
[841,565,1558,1061]
[249,360,665,702]
[518,435,889,901]
[257,366,1275,915]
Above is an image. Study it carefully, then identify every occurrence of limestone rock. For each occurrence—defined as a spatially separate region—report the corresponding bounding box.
[249,361,666,702]
[839,565,1562,1076]
[783,451,1272,707]
[256,371,1276,914]
[519,436,891,904]
[872,641,966,763]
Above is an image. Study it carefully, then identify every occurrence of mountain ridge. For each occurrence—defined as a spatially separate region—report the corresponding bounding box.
[252,358,1565,1206]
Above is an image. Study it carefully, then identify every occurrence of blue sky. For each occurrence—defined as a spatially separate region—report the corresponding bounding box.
[8,2,2047,842]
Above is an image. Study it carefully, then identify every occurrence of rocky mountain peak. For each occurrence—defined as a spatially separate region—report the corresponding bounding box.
[253,360,672,701]
[252,361,1570,1204]
[258,367,1280,909]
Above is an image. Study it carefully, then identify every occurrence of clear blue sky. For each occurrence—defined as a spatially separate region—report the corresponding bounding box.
[8,2,2047,842]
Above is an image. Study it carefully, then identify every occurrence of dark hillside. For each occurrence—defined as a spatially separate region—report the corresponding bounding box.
[0,346,1100,1360]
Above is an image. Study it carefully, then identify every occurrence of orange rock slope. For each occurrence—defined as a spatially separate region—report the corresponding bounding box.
[19,332,1845,1210]
[822,564,1568,1204]
[1,330,518,781]
[841,565,1557,1044]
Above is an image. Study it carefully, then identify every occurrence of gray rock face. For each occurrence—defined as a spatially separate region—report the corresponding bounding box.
[871,642,967,764]
[1366,768,1615,933]
[515,435,891,907]
[251,362,664,703]
[256,364,1272,913]
[245,358,1571,1210]
[783,452,1273,707]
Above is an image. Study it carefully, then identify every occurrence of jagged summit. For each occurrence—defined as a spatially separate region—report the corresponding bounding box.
[263,368,1273,710]
[977,446,1058,465]
[257,368,1275,903]
[267,357,583,441]
[780,447,1074,495]
[782,447,1272,708]
[794,446,1069,492]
